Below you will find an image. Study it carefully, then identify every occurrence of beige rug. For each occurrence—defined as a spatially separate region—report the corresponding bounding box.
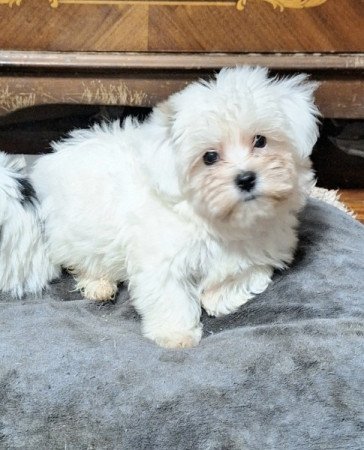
[310,186,356,218]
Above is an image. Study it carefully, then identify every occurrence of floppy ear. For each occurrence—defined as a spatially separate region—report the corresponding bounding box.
[139,99,182,201]
[276,74,320,158]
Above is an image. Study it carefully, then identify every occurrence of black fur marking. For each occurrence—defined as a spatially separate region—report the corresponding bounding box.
[17,177,37,206]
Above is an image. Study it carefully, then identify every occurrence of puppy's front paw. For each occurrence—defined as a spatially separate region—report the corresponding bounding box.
[145,326,203,349]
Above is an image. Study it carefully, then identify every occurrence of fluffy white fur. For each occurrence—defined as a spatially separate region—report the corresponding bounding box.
[0,154,58,297]
[1,67,320,348]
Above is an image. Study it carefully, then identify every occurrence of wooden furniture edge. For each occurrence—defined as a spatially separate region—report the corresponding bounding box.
[0,52,363,118]
[1,51,364,71]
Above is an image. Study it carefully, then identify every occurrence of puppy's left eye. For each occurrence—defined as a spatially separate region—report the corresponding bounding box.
[203,151,220,165]
[253,135,267,148]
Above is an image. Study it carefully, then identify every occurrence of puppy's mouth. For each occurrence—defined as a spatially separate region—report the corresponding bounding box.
[242,193,258,202]
[241,192,288,203]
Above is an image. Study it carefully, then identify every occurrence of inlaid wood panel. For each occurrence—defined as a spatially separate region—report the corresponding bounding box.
[148,1,364,52]
[0,0,362,52]
[0,1,149,51]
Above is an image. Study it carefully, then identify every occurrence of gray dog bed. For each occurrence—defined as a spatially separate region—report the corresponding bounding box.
[1,199,363,449]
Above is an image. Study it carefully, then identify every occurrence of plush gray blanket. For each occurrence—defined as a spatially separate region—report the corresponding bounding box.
[1,199,363,450]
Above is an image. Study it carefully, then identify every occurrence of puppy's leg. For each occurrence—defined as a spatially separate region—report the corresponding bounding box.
[201,265,273,317]
[131,270,202,349]
[75,274,118,301]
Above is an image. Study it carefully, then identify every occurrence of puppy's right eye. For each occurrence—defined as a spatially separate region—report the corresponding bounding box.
[253,135,267,148]
[203,152,220,166]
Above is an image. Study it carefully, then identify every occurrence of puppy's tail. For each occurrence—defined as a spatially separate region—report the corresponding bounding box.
[0,152,59,297]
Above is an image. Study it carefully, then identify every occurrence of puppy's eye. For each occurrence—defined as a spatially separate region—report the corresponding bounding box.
[254,135,267,148]
[203,151,220,166]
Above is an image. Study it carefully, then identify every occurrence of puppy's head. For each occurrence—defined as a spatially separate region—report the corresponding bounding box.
[148,66,319,229]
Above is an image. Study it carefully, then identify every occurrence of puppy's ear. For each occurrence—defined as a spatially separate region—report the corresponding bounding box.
[154,99,175,125]
[140,99,182,201]
[276,74,320,158]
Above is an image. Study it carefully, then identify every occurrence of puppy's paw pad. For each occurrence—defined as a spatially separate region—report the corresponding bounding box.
[78,278,117,302]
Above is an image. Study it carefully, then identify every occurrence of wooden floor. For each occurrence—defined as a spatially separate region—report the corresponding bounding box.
[339,189,364,224]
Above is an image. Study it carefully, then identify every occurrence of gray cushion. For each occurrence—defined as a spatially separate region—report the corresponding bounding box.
[1,199,363,449]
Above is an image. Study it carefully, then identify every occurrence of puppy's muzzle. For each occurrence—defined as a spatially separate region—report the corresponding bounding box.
[235,171,256,193]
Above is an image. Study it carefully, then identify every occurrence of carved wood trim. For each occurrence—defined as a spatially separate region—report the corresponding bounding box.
[0,0,328,10]
[49,0,235,7]
[47,0,328,10]
[237,0,328,10]
[0,0,22,6]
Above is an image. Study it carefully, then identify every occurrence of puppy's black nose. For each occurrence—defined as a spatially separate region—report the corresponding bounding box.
[235,171,256,192]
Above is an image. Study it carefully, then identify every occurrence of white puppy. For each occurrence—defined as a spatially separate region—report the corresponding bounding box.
[2,67,319,348]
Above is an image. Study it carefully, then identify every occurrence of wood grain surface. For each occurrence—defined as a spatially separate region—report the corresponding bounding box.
[0,0,362,52]
[339,190,364,224]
